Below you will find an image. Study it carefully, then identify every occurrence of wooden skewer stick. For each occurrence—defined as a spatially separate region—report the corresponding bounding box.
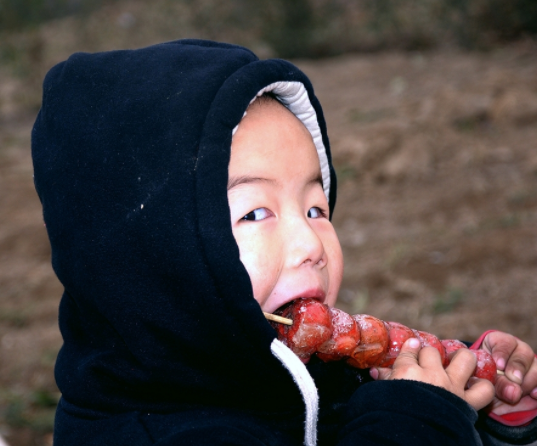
[264,312,293,326]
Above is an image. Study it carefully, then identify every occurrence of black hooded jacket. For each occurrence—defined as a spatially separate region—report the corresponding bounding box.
[31,39,536,446]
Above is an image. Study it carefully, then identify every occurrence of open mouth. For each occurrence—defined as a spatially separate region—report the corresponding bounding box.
[272,289,326,316]
[273,300,295,316]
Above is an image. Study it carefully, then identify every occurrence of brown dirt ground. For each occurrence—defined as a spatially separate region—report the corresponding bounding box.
[1,31,536,446]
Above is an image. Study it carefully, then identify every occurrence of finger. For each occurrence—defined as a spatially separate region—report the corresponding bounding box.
[417,345,443,370]
[494,375,523,404]
[392,337,421,369]
[503,341,534,385]
[371,366,392,381]
[465,378,495,411]
[445,348,477,385]
[519,356,537,397]
[482,331,517,371]
[495,355,537,403]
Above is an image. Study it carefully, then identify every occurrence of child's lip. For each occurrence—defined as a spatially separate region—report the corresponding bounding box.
[295,288,326,301]
[272,288,326,314]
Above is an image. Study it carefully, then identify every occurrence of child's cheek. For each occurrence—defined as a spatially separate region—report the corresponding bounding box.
[323,227,344,307]
[234,231,280,308]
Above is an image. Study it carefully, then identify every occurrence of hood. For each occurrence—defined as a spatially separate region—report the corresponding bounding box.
[32,39,337,414]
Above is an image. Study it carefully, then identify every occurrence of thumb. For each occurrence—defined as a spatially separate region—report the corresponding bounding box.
[392,337,422,370]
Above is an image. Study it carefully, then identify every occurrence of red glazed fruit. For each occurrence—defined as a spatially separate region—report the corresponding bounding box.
[347,314,389,369]
[274,298,332,361]
[378,321,415,367]
[441,339,468,366]
[413,330,447,366]
[317,308,360,361]
[473,349,497,384]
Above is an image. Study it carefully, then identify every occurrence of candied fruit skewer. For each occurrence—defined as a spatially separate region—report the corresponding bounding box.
[317,308,361,362]
[266,298,499,384]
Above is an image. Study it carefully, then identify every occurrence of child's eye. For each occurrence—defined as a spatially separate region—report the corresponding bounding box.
[307,207,325,219]
[241,208,271,221]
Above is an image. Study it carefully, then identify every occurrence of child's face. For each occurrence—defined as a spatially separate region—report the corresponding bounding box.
[228,99,343,313]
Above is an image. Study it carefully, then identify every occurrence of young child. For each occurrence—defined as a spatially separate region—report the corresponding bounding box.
[32,39,537,445]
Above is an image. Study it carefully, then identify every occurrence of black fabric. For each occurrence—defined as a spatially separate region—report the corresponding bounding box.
[338,380,482,445]
[54,396,305,445]
[477,411,537,445]
[32,39,533,445]
[32,39,334,415]
[53,365,485,446]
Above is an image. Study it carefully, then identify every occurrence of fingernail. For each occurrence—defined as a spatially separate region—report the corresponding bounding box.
[531,387,537,398]
[506,385,516,401]
[408,338,420,348]
[369,368,379,380]
[496,358,505,370]
[513,369,523,383]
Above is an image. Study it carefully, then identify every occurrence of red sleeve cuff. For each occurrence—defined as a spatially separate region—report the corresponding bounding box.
[487,409,537,427]
[469,329,497,351]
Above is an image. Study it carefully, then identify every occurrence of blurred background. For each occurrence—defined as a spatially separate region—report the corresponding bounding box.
[1,0,537,444]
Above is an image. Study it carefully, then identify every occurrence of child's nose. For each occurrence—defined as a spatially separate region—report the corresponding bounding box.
[284,216,326,269]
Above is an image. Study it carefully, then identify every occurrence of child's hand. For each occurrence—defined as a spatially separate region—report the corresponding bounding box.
[480,331,537,415]
[370,338,495,410]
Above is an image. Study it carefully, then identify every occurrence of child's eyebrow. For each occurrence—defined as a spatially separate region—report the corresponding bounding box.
[310,173,324,188]
[227,176,276,190]
[302,172,324,189]
[227,173,323,190]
